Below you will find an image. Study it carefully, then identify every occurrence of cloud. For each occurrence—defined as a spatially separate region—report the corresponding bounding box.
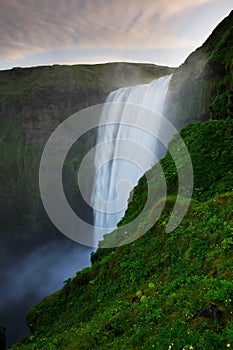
[156,0,215,17]
[0,0,232,68]
[0,1,212,55]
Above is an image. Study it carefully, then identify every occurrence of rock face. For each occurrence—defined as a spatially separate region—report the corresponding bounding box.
[0,325,6,350]
[165,10,233,128]
[0,62,174,248]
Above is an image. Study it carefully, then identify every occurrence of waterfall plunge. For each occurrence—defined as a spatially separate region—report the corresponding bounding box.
[92,75,172,243]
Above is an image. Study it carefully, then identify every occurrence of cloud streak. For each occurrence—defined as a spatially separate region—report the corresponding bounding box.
[0,0,232,68]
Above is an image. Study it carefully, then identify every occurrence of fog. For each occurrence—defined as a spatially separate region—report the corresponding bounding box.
[0,240,92,347]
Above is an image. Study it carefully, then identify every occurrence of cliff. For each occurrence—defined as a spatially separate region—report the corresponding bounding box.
[0,62,173,249]
[166,10,233,127]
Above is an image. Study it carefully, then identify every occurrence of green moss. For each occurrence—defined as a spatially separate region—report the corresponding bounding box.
[0,63,174,109]
[10,118,233,350]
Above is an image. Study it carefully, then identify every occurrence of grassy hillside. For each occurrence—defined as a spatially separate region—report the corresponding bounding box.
[11,118,233,350]
[0,63,174,114]
[166,10,233,127]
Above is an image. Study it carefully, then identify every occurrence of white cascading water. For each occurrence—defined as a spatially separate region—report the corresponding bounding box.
[92,74,172,240]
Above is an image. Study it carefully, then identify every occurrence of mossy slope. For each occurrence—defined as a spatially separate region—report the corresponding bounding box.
[11,118,233,350]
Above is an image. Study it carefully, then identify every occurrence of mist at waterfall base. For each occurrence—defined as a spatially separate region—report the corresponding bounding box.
[0,240,92,346]
[92,75,172,240]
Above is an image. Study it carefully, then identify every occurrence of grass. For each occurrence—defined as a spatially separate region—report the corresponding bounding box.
[10,118,233,350]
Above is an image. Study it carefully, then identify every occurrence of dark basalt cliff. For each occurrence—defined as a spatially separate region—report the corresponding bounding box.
[0,62,173,247]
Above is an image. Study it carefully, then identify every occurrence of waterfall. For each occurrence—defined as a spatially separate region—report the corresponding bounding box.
[92,74,172,243]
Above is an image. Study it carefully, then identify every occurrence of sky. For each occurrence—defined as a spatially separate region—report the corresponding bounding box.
[0,0,232,70]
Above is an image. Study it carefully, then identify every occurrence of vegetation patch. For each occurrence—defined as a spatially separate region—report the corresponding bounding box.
[10,119,233,350]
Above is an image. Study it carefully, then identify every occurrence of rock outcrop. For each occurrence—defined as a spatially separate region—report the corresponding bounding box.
[165,10,233,128]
